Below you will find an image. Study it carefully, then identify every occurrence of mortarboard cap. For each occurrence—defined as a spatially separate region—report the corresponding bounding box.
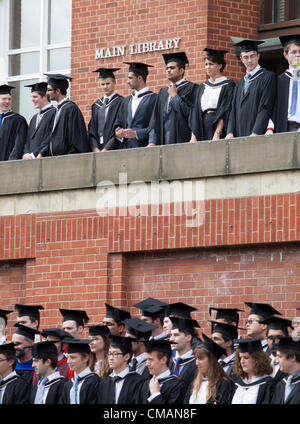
[123,62,153,78]
[41,328,73,340]
[0,309,13,325]
[15,304,44,321]
[0,342,16,355]
[133,297,168,318]
[122,318,157,340]
[32,341,58,357]
[13,323,40,341]
[145,339,173,356]
[259,316,292,333]
[170,316,200,334]
[209,320,239,341]
[203,48,228,58]
[0,85,15,95]
[109,335,133,353]
[59,309,89,326]
[162,52,189,67]
[279,35,300,48]
[88,325,111,337]
[64,339,91,354]
[274,336,300,352]
[164,302,197,319]
[199,333,227,360]
[245,302,281,319]
[234,337,263,353]
[24,82,48,94]
[209,307,243,325]
[92,68,120,79]
[105,304,131,324]
[233,39,264,53]
[44,73,72,91]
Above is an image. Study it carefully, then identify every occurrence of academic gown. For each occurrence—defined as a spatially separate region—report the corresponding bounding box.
[0,374,30,404]
[41,100,89,156]
[88,94,123,151]
[0,112,28,161]
[232,375,275,404]
[23,106,55,157]
[106,91,157,150]
[227,68,276,137]
[271,70,294,133]
[15,362,35,386]
[138,374,186,404]
[148,80,197,145]
[272,374,300,404]
[189,79,235,140]
[169,356,198,389]
[59,372,100,404]
[30,375,66,404]
[184,377,234,404]
[97,371,147,404]
[131,357,150,379]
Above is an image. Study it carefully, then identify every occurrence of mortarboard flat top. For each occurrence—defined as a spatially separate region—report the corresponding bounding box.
[0,85,15,95]
[44,73,73,81]
[109,335,133,351]
[0,342,16,355]
[162,52,189,66]
[41,328,73,340]
[133,297,168,317]
[234,39,264,53]
[24,82,48,93]
[88,324,111,337]
[123,62,154,77]
[274,336,300,352]
[13,323,40,341]
[145,339,173,356]
[93,68,120,79]
[199,333,227,360]
[279,35,300,48]
[15,304,44,320]
[32,341,58,357]
[122,318,157,339]
[64,339,91,354]
[259,316,292,332]
[105,304,131,323]
[59,309,89,326]
[0,309,13,325]
[170,316,200,334]
[209,307,243,324]
[245,302,281,319]
[164,302,197,319]
[209,320,239,341]
[234,337,263,353]
[203,48,228,58]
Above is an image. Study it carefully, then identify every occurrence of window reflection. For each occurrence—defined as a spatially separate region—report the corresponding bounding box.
[11,79,38,123]
[48,0,72,44]
[9,0,41,49]
[9,52,40,76]
[47,48,71,72]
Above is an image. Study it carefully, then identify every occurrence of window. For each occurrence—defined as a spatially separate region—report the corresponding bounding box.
[0,0,72,122]
[260,0,300,24]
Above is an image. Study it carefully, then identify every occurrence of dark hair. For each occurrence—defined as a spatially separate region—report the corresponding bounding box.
[204,54,226,72]
[50,82,67,96]
[148,349,171,364]
[266,327,288,337]
[34,353,58,369]
[110,342,132,363]
[278,349,300,362]
[233,350,273,378]
[2,351,17,370]
[284,42,300,54]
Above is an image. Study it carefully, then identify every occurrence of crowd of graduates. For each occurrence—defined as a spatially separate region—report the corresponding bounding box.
[1,34,300,162]
[0,299,300,404]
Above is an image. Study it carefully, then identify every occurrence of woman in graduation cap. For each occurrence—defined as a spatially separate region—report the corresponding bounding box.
[88,325,111,378]
[189,48,235,142]
[231,338,275,404]
[186,333,234,404]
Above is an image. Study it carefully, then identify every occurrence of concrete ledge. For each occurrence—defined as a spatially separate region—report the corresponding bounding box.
[1,132,300,196]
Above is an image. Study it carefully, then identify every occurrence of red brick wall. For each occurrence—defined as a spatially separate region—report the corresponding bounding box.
[1,191,300,339]
[71,0,260,123]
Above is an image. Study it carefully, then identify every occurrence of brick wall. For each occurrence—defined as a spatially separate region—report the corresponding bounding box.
[71,0,260,122]
[1,191,300,339]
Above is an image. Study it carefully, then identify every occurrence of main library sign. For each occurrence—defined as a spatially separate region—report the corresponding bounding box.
[95,38,181,59]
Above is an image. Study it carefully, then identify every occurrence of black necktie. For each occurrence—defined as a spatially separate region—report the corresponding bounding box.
[131,358,138,371]
[98,98,108,138]
[219,360,227,367]
[113,375,123,383]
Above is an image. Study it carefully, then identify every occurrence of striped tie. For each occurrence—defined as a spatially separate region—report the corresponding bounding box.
[173,357,182,376]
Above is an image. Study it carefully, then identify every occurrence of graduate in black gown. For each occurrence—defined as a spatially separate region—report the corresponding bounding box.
[272,337,300,404]
[59,339,100,404]
[41,73,89,156]
[169,317,199,389]
[134,297,168,341]
[226,39,276,138]
[0,342,30,404]
[102,303,131,336]
[231,338,275,404]
[22,82,55,159]
[59,308,90,339]
[148,52,197,145]
[15,303,44,343]
[30,341,66,404]
[88,68,123,151]
[107,62,157,149]
[185,333,234,404]
[266,35,300,134]
[189,48,235,141]
[97,335,146,404]
[138,339,186,404]
[0,84,28,161]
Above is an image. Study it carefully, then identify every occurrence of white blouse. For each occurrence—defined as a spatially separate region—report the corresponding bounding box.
[189,380,209,404]
[201,76,228,112]
[231,375,269,404]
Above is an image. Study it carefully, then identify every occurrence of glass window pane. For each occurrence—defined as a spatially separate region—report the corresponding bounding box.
[9,52,40,76]
[48,0,72,44]
[11,78,38,123]
[47,48,71,72]
[9,0,41,49]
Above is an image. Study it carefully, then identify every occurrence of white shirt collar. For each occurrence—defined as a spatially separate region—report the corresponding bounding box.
[175,349,193,360]
[172,78,186,87]
[156,369,171,379]
[75,367,91,379]
[246,64,261,78]
[243,374,269,384]
[103,92,116,100]
[3,371,17,381]
[46,371,61,382]
[134,352,146,364]
[220,352,235,364]
[133,86,149,97]
[112,366,130,378]
[40,103,52,112]
[209,76,227,84]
